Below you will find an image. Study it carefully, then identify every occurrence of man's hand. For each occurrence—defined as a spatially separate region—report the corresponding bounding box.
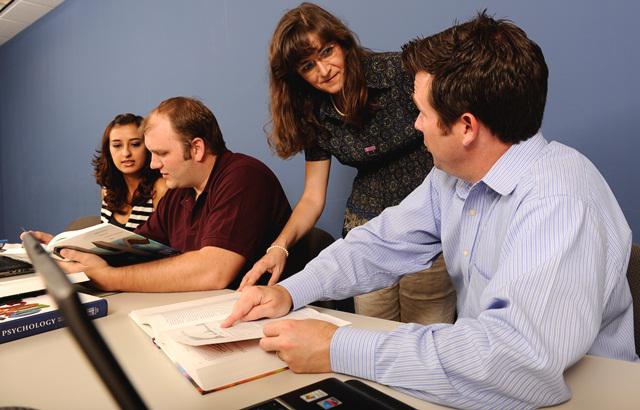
[221,285,293,327]
[59,249,118,291]
[20,231,53,245]
[260,319,337,373]
[238,250,288,290]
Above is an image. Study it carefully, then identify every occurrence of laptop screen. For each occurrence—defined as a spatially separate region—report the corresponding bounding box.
[22,233,147,410]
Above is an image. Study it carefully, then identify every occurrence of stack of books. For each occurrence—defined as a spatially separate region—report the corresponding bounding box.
[0,292,107,344]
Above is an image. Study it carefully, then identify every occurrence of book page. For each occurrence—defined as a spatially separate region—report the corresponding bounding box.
[47,223,177,257]
[166,307,351,346]
[130,292,242,335]
[47,224,105,250]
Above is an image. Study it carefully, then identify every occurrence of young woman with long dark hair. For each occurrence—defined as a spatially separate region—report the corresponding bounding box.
[93,113,166,231]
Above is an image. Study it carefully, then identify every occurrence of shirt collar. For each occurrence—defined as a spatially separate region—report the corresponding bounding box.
[180,149,231,207]
[481,133,548,196]
[202,149,230,194]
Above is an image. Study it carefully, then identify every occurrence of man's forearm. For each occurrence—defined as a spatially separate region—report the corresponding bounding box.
[103,247,245,292]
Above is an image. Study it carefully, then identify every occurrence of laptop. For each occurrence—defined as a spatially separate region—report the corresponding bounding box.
[22,233,415,410]
[0,254,35,278]
[243,377,415,409]
[22,233,147,410]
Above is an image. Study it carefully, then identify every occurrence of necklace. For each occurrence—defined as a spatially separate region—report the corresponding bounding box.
[330,95,346,117]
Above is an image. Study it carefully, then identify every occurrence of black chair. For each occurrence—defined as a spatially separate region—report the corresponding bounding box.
[283,227,354,312]
[65,215,101,231]
[626,243,640,356]
[284,227,334,275]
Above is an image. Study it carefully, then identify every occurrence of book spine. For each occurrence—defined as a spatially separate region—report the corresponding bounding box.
[0,298,108,344]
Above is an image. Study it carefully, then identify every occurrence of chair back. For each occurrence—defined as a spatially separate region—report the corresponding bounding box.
[281,227,354,310]
[284,227,335,278]
[626,243,640,356]
[65,215,102,231]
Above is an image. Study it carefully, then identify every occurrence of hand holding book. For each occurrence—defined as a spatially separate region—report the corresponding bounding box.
[23,223,178,267]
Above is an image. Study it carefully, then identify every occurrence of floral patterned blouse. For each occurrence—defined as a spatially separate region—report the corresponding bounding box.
[305,52,434,237]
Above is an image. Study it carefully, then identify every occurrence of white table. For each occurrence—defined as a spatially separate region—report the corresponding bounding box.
[1,290,639,409]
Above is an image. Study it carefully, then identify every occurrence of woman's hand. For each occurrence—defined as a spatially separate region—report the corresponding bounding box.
[238,248,288,290]
[238,160,331,291]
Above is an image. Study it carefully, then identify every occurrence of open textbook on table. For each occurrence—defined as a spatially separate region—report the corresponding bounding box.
[129,292,350,393]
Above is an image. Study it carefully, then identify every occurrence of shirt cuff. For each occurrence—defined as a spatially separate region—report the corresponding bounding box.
[330,326,382,380]
[280,268,325,310]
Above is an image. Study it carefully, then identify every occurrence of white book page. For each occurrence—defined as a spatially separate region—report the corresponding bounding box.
[167,307,351,346]
[46,223,109,250]
[129,293,242,336]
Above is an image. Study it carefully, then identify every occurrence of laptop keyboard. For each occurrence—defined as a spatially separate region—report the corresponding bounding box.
[0,255,35,278]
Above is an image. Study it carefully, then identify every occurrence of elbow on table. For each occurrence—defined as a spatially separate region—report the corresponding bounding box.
[424,347,573,408]
[429,373,570,409]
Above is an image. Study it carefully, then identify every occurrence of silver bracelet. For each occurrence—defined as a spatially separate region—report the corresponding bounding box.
[266,245,289,258]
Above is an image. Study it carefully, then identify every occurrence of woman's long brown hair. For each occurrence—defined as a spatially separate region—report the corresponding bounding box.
[268,2,371,158]
[92,113,159,214]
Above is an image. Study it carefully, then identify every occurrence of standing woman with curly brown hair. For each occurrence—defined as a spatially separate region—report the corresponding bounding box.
[93,113,167,231]
[240,2,455,325]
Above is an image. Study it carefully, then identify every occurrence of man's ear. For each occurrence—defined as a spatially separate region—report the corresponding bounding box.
[191,137,207,161]
[459,113,480,147]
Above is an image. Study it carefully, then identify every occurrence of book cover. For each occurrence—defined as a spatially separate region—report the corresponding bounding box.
[0,292,108,344]
[47,223,179,267]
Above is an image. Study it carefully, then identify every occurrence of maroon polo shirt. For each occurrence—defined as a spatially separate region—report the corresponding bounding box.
[136,150,291,288]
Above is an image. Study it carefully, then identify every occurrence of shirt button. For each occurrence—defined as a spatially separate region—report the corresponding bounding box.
[463,250,469,257]
[468,209,477,216]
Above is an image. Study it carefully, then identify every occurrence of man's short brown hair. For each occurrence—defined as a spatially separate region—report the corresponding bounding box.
[402,11,548,144]
[143,97,226,159]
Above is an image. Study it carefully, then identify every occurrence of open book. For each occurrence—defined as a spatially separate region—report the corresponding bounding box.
[129,292,350,393]
[47,223,179,266]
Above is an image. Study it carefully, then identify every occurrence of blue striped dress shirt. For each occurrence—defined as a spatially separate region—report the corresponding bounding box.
[281,133,637,409]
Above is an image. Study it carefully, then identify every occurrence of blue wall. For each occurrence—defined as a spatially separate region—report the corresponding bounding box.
[0,0,639,243]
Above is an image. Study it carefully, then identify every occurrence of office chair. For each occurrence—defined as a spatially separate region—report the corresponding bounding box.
[285,227,334,276]
[283,227,354,312]
[64,215,101,231]
[626,243,640,356]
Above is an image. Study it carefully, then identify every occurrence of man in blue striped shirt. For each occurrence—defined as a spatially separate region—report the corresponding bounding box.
[223,12,637,408]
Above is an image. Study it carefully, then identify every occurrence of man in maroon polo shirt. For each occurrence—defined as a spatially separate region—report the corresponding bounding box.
[58,97,292,291]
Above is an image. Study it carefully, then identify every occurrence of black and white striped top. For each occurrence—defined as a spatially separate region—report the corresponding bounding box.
[100,197,153,232]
